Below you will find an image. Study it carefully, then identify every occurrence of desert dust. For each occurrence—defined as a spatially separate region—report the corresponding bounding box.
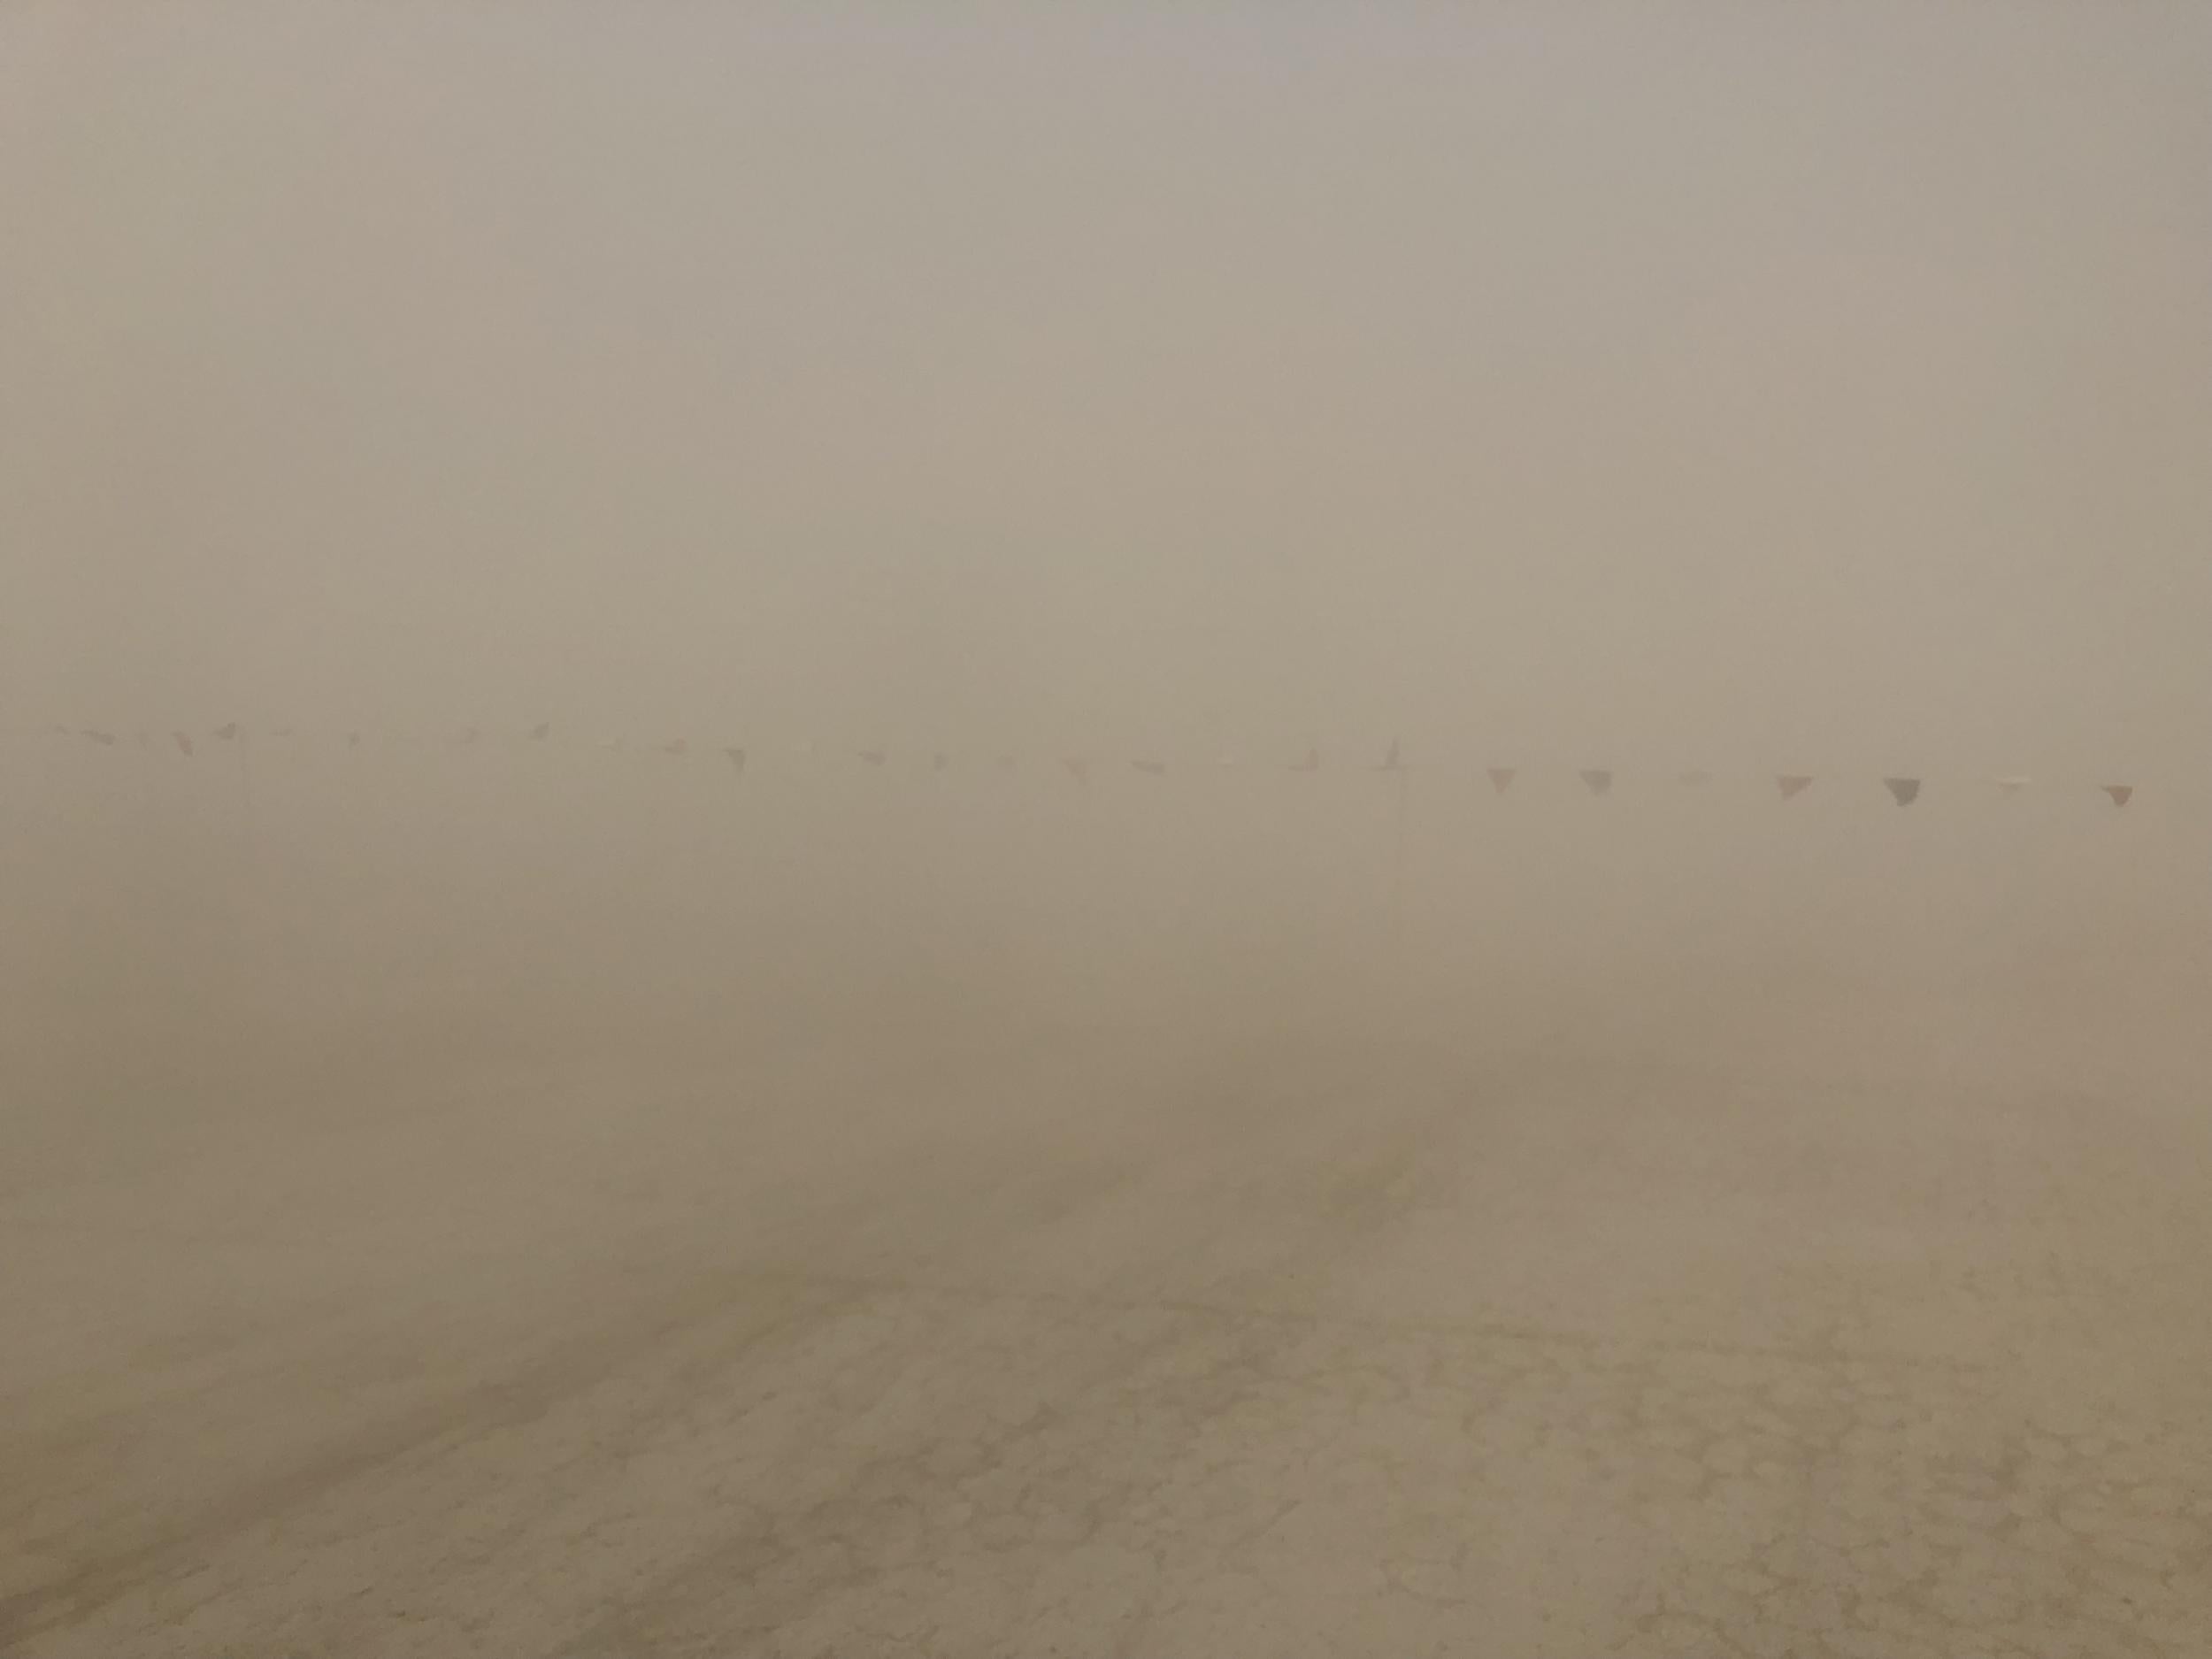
[4,7,2210,1656]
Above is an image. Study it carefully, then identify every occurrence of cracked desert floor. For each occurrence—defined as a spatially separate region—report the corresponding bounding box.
[6,752,2208,1657]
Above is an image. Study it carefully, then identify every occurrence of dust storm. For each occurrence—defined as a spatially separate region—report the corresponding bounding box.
[4,6,2210,1655]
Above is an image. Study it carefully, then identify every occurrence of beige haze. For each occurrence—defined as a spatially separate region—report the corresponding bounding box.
[4,5,2210,1656]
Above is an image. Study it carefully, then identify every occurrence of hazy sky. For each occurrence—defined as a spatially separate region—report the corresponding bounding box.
[7,3,2208,779]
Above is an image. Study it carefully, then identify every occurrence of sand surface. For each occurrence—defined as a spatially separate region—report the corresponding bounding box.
[6,757,2209,1656]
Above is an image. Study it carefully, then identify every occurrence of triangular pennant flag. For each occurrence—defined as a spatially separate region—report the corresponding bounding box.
[1133,758,1166,775]
[2102,784,2133,808]
[1486,766,1517,795]
[1290,746,1320,772]
[1379,739,1402,772]
[1885,777,1921,807]
[858,749,887,766]
[1064,757,1090,783]
[1579,768,1614,796]
[724,747,746,774]
[531,722,551,741]
[1678,770,1712,788]
[1777,774,1813,801]
[215,723,241,741]
[173,732,194,757]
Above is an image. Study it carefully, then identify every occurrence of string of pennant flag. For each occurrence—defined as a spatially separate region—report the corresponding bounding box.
[26,723,2146,808]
